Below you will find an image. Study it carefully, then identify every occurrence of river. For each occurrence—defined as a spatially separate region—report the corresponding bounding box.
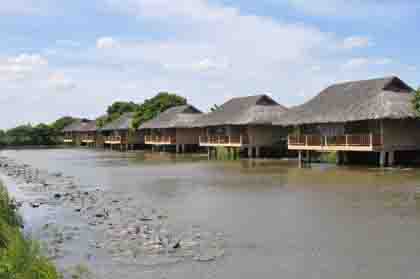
[1,148,420,278]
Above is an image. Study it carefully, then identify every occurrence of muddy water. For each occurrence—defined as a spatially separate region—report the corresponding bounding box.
[2,148,420,278]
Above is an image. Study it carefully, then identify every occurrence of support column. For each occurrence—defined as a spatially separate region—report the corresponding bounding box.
[182,144,186,153]
[379,151,386,167]
[336,151,342,165]
[343,152,349,164]
[248,146,253,158]
[306,150,311,165]
[207,147,211,160]
[388,151,395,167]
[255,146,261,158]
[176,144,181,153]
[298,150,303,168]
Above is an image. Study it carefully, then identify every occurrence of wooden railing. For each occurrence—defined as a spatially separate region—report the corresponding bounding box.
[104,136,122,143]
[63,137,73,142]
[144,135,176,145]
[81,136,95,142]
[288,134,382,148]
[199,135,250,146]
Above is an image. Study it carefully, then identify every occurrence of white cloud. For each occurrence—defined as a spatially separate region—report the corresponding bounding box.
[96,37,119,49]
[342,57,394,70]
[0,1,52,15]
[1,0,415,129]
[0,54,48,81]
[341,36,372,49]
[46,72,76,91]
[286,0,417,19]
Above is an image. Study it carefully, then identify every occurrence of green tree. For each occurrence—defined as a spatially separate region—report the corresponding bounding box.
[132,92,187,128]
[50,116,76,132]
[97,101,141,128]
[0,131,6,147]
[412,87,420,116]
[6,125,34,146]
[107,101,139,115]
[210,104,221,112]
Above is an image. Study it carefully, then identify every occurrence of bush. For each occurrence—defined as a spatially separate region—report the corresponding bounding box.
[0,182,60,279]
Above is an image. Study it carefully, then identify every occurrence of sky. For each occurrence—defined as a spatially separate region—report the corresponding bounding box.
[0,0,419,129]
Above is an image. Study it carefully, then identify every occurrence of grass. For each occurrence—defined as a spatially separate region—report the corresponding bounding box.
[319,152,337,164]
[0,182,60,279]
[215,147,239,161]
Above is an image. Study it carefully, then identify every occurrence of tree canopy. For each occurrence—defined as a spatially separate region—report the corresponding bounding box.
[412,88,420,117]
[132,92,187,128]
[97,101,140,128]
[50,116,77,132]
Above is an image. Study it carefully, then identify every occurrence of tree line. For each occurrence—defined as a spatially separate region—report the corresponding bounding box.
[0,92,187,147]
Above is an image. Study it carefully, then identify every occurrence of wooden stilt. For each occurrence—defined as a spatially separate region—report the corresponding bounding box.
[298,151,302,168]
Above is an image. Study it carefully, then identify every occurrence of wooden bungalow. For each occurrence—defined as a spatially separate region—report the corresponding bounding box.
[100,112,143,151]
[62,119,98,147]
[139,105,203,153]
[195,95,288,158]
[281,76,420,167]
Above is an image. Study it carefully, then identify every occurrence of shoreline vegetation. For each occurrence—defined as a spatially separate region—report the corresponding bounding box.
[0,92,186,148]
[0,181,60,279]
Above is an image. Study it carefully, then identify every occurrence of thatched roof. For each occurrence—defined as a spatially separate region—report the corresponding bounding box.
[139,105,202,129]
[62,119,96,132]
[194,95,288,127]
[277,76,415,126]
[101,112,134,131]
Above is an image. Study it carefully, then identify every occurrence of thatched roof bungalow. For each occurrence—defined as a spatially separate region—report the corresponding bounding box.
[139,105,203,152]
[283,76,419,166]
[194,94,288,157]
[100,112,143,149]
[62,119,97,145]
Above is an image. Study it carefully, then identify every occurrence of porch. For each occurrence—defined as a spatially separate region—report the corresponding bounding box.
[288,134,383,152]
[81,136,95,144]
[199,135,249,147]
[104,136,123,145]
[144,135,177,145]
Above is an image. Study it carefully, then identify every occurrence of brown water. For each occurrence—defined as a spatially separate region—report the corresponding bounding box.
[2,148,420,278]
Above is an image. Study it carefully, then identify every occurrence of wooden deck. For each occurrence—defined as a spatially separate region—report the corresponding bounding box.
[288,134,383,152]
[81,136,95,144]
[199,135,249,147]
[144,135,176,145]
[104,136,123,145]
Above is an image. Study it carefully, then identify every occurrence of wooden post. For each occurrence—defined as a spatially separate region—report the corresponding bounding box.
[379,151,386,167]
[336,151,341,165]
[176,144,181,153]
[306,150,311,166]
[388,151,395,166]
[298,150,302,168]
[248,146,253,158]
[208,147,211,160]
[255,146,261,158]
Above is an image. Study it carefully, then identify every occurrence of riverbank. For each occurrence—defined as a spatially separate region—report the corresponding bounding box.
[0,152,225,278]
[0,180,60,279]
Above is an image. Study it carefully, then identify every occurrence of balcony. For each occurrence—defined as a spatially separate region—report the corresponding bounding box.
[288,134,383,152]
[199,135,249,147]
[145,135,176,145]
[81,136,95,144]
[104,136,122,145]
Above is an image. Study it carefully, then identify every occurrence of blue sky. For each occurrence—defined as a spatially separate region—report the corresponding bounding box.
[1,0,419,129]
